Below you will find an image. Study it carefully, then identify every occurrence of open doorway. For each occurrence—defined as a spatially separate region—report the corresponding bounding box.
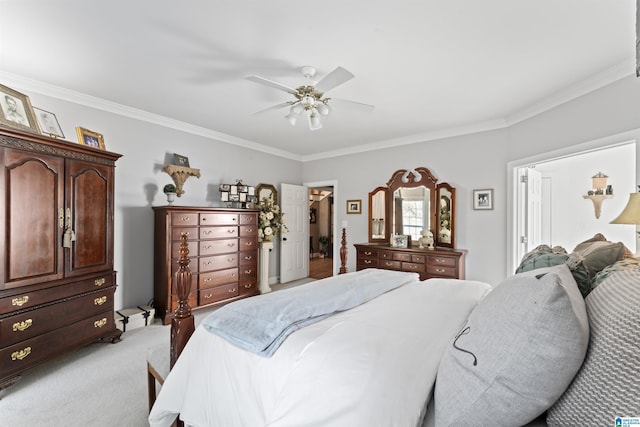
[512,140,636,272]
[308,185,334,279]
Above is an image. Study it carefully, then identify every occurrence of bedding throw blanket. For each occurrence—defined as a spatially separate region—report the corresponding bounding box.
[202,268,419,357]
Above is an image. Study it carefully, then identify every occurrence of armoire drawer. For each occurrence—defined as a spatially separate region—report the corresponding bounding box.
[0,274,114,315]
[0,310,114,380]
[0,287,115,347]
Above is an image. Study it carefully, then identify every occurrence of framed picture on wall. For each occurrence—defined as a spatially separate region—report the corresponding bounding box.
[473,189,494,210]
[346,199,361,214]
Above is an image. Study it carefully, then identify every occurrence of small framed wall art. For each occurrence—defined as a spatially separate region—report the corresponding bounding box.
[76,127,106,150]
[346,199,362,214]
[0,83,39,134]
[473,189,494,210]
[173,153,190,167]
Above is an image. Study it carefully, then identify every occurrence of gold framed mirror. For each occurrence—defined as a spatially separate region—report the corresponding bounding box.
[368,186,388,243]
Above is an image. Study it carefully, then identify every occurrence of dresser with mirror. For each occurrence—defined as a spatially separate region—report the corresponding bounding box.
[355,166,466,280]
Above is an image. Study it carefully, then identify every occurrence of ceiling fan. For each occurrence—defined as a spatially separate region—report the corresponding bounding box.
[246,66,374,131]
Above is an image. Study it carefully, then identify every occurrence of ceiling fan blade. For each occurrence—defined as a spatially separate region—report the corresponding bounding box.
[314,66,355,93]
[330,98,375,113]
[251,102,292,115]
[246,75,297,94]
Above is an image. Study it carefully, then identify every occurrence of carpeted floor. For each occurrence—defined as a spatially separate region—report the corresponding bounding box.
[0,277,314,427]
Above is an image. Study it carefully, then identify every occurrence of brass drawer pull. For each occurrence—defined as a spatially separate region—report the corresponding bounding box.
[244,255,253,260]
[13,319,33,332]
[203,230,212,235]
[227,258,234,262]
[227,243,236,247]
[364,251,372,255]
[203,244,212,249]
[203,277,212,282]
[435,258,447,263]
[95,278,106,287]
[245,241,253,247]
[94,318,107,328]
[244,283,253,289]
[181,231,190,237]
[180,216,190,222]
[435,268,445,273]
[408,265,417,270]
[203,261,212,266]
[227,229,235,233]
[246,227,254,232]
[385,262,393,266]
[12,296,29,307]
[228,288,237,293]
[11,347,31,361]
[230,273,237,278]
[364,260,372,264]
[204,294,212,299]
[94,296,107,305]
[244,269,253,274]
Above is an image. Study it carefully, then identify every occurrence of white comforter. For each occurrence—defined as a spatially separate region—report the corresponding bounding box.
[149,278,491,427]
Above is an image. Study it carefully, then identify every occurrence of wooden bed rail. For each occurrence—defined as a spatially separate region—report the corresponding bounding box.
[170,233,195,368]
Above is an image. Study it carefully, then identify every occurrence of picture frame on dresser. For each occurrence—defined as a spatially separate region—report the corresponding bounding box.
[392,234,410,248]
[0,83,39,134]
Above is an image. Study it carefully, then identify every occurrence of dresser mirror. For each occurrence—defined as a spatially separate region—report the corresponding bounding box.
[368,166,455,248]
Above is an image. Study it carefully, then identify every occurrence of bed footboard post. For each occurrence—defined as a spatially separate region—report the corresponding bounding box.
[339,226,348,274]
[170,233,195,369]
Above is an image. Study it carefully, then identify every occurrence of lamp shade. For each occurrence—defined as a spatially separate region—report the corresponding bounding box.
[610,193,640,224]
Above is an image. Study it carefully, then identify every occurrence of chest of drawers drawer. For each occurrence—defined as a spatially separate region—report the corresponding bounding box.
[199,283,238,305]
[426,264,457,278]
[379,259,401,269]
[402,262,425,273]
[200,239,238,256]
[199,253,238,272]
[200,213,237,225]
[199,268,238,289]
[200,226,238,240]
[357,258,378,269]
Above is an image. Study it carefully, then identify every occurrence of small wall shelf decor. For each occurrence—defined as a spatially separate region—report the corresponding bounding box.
[162,164,201,197]
[584,171,613,218]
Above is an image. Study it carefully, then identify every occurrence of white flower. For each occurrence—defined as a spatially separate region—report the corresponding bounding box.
[266,211,274,220]
[264,226,273,236]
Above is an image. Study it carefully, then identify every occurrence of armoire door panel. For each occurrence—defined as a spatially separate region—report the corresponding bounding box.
[65,160,113,276]
[2,150,64,289]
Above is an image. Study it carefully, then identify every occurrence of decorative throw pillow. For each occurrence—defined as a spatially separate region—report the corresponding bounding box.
[566,240,625,297]
[515,244,569,274]
[591,257,640,291]
[546,269,640,426]
[434,264,589,427]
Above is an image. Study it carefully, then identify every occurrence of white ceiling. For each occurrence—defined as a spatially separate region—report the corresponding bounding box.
[0,0,636,160]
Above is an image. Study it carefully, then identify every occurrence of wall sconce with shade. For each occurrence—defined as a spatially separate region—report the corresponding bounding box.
[610,188,640,238]
[583,171,613,218]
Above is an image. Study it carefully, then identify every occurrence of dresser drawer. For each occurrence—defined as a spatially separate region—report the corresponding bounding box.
[411,254,426,264]
[379,251,394,260]
[403,262,425,273]
[239,265,257,280]
[357,248,378,259]
[426,264,456,278]
[200,213,237,225]
[199,226,238,240]
[170,227,198,241]
[239,224,258,236]
[427,255,457,268]
[357,258,378,269]
[0,274,114,315]
[199,283,238,305]
[171,212,198,226]
[239,250,257,265]
[239,213,257,225]
[238,279,257,296]
[0,288,115,347]
[393,252,411,262]
[199,253,238,272]
[199,268,238,289]
[0,310,114,380]
[239,237,257,251]
[200,239,238,256]
[379,259,401,269]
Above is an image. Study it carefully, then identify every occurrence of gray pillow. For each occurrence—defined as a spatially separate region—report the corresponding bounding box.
[546,269,640,426]
[566,240,626,297]
[434,264,589,426]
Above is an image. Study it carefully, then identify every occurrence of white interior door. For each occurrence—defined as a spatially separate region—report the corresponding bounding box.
[280,183,309,283]
[516,166,543,264]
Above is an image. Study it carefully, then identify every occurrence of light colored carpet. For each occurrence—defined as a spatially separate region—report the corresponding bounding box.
[0,277,315,427]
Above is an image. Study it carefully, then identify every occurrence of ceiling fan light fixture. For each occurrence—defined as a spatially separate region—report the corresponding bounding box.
[285,111,298,126]
[317,102,330,116]
[309,111,322,130]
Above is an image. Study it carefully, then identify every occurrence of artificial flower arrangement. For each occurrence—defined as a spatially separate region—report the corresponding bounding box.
[258,197,288,241]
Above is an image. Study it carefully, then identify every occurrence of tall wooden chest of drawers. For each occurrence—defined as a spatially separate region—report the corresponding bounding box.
[153,206,260,324]
[354,243,466,281]
[0,126,122,389]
